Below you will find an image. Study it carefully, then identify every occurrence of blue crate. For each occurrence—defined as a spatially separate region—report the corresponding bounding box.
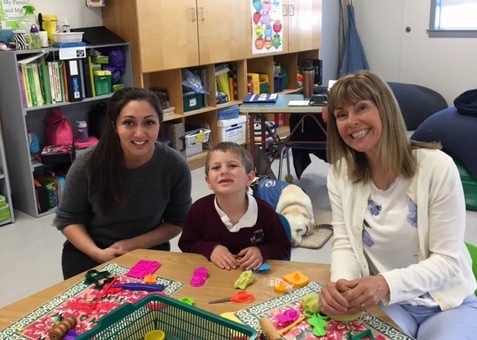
[218,105,240,120]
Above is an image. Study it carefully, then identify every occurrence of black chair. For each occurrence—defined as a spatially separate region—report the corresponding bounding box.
[278,113,328,182]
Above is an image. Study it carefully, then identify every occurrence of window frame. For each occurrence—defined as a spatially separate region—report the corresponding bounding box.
[428,0,477,37]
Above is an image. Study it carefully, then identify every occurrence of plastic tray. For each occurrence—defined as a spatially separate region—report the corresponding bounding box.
[77,294,258,339]
[53,32,84,43]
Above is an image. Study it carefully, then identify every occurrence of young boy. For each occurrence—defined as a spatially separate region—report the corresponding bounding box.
[178,142,291,270]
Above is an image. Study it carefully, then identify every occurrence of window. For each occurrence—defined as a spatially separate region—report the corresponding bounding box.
[429,0,477,37]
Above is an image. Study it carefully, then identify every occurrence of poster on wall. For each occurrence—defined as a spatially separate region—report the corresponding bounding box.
[0,0,31,28]
[251,0,283,55]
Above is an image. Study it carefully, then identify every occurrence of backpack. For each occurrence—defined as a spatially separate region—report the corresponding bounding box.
[44,108,73,146]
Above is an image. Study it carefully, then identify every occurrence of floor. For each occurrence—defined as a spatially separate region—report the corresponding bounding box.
[1,153,476,309]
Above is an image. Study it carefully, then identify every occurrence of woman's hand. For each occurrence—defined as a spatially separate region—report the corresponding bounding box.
[92,247,127,263]
[237,246,263,271]
[110,239,138,252]
[343,275,390,311]
[210,245,238,270]
[319,279,352,315]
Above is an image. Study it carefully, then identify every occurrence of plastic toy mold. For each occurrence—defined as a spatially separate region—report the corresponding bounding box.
[283,271,309,288]
[234,270,254,289]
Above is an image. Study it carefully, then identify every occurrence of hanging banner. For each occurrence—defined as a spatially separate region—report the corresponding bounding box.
[250,0,283,55]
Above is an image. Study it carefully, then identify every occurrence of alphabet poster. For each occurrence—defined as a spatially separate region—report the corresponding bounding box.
[251,0,284,54]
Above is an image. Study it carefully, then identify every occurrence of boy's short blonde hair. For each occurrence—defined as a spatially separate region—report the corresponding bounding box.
[205,142,254,174]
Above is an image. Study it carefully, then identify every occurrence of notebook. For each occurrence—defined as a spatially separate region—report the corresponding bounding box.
[288,100,310,107]
[243,93,278,103]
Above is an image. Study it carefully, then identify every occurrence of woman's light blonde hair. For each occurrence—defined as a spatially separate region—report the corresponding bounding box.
[326,70,440,183]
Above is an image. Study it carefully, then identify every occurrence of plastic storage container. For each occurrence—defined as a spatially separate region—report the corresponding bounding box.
[185,125,211,157]
[77,294,257,339]
[183,92,204,112]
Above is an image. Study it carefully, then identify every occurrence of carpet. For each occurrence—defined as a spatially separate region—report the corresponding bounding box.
[298,210,333,249]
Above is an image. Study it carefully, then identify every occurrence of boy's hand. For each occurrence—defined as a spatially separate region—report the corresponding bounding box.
[210,245,238,270]
[237,247,263,271]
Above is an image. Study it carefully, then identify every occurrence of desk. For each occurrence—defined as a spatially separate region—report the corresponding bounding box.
[239,94,326,175]
[0,249,401,335]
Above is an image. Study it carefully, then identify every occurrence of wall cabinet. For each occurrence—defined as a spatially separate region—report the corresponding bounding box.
[103,0,248,84]
[103,1,322,169]
[0,43,133,218]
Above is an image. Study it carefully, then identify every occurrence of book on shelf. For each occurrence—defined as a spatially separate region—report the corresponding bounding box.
[215,64,231,102]
[61,61,69,102]
[19,64,32,107]
[48,60,64,103]
[243,93,278,103]
[25,64,38,107]
[31,62,45,106]
[39,59,52,105]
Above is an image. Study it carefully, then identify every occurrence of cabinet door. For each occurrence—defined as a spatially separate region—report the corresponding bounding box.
[137,0,200,71]
[288,0,322,52]
[197,0,248,64]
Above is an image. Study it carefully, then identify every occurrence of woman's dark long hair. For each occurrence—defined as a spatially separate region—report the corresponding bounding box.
[87,88,164,214]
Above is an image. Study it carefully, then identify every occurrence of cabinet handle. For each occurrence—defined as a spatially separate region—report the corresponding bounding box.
[191,7,197,21]
[282,4,288,16]
[200,7,206,21]
[289,5,295,16]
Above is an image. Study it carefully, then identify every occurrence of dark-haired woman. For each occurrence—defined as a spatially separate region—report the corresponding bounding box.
[54,88,191,279]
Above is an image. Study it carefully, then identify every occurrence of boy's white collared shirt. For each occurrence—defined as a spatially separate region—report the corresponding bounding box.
[215,194,258,232]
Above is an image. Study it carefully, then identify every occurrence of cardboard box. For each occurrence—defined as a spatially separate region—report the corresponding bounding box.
[217,116,246,144]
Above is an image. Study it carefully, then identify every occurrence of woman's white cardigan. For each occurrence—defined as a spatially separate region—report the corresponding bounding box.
[328,148,476,310]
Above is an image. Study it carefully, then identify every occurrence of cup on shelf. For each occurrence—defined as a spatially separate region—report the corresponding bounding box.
[13,30,32,50]
[39,31,49,47]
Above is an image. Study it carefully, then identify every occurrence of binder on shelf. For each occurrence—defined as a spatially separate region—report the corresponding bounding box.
[81,56,93,98]
[65,59,83,102]
[77,59,87,99]
[243,93,278,103]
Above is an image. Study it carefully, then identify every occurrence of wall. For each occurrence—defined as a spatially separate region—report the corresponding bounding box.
[25,0,102,30]
[320,0,340,86]
[31,0,475,105]
[352,0,477,105]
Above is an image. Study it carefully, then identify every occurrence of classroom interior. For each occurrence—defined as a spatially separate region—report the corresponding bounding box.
[1,0,476,315]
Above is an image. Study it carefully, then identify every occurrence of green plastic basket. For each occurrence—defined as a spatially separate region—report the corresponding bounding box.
[77,294,258,340]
